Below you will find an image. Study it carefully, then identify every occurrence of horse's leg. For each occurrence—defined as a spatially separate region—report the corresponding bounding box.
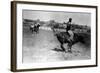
[67,43,72,53]
[30,28,32,33]
[35,28,38,34]
[35,27,39,34]
[32,28,34,33]
[34,28,37,34]
[37,28,39,33]
[60,44,66,53]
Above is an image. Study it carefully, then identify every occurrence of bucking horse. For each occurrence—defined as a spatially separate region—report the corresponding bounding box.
[51,27,84,53]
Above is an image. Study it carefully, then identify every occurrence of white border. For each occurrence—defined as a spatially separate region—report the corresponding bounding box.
[17,3,96,69]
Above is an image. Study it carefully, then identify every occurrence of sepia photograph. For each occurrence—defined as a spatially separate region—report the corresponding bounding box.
[11,1,97,71]
[22,10,91,63]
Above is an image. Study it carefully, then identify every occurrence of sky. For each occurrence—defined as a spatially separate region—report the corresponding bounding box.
[23,10,91,26]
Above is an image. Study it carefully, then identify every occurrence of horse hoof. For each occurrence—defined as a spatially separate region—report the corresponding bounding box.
[64,50,68,53]
[64,51,67,53]
[68,50,72,53]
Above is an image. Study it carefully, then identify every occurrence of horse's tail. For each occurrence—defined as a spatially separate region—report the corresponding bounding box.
[51,26,58,36]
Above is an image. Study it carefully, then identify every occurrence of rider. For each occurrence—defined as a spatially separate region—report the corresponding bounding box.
[34,20,41,33]
[66,18,74,42]
[66,18,72,31]
[35,19,40,27]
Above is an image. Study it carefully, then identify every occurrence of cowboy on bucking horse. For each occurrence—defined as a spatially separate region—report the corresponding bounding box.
[65,18,74,42]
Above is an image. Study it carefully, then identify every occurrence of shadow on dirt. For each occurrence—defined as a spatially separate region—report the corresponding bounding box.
[52,48,65,52]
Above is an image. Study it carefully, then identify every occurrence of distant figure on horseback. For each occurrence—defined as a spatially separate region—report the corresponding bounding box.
[66,18,74,42]
[30,24,34,33]
[34,21,40,33]
[30,19,41,33]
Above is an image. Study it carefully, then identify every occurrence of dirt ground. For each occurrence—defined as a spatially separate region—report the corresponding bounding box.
[22,27,91,63]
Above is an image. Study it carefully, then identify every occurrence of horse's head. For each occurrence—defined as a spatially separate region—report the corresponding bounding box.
[38,24,40,27]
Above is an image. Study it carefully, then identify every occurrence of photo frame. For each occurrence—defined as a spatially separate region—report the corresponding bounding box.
[11,1,98,72]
